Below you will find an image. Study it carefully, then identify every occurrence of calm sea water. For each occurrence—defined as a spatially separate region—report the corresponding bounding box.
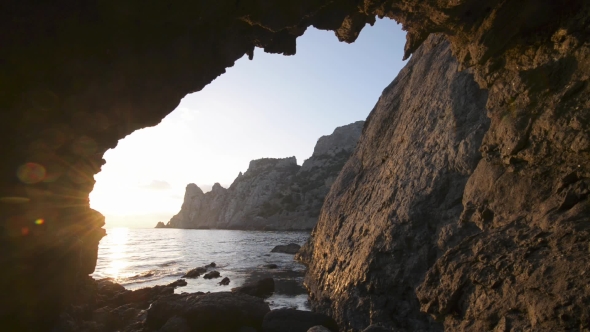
[93,228,310,310]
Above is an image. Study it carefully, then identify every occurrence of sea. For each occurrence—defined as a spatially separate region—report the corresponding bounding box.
[92,228,311,310]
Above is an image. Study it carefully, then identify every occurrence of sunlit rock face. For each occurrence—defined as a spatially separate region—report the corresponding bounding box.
[300,34,491,331]
[1,0,589,330]
[300,8,590,332]
[165,121,364,230]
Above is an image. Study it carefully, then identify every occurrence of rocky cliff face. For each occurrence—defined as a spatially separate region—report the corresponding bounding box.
[165,121,364,230]
[300,34,490,331]
[301,18,590,332]
[2,0,589,330]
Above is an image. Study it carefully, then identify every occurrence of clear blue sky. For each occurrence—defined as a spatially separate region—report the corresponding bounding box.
[90,18,408,228]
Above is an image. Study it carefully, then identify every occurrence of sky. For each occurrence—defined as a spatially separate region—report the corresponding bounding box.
[89,18,408,228]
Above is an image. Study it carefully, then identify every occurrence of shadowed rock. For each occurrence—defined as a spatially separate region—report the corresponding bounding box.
[167,279,187,288]
[271,243,301,254]
[182,267,207,278]
[219,277,230,286]
[146,292,270,331]
[203,271,221,279]
[159,316,190,332]
[308,326,332,332]
[262,309,338,332]
[232,278,275,298]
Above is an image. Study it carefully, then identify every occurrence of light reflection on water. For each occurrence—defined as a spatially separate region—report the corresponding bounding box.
[103,227,129,281]
[93,228,310,310]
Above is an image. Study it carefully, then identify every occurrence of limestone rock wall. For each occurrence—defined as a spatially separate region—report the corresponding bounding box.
[165,121,364,230]
[300,6,590,332]
[300,34,490,331]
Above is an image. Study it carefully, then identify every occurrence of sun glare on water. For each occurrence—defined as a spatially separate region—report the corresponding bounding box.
[104,227,129,281]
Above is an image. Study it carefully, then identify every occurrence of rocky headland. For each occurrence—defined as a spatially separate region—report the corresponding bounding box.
[3,0,590,331]
[160,121,364,230]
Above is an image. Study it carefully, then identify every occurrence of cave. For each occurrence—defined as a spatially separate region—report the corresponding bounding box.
[1,1,589,331]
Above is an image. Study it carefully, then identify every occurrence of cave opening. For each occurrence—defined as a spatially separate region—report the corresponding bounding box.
[4,1,589,330]
[87,17,407,300]
[90,19,407,229]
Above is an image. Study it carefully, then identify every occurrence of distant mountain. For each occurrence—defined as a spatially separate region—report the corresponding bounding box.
[158,121,364,230]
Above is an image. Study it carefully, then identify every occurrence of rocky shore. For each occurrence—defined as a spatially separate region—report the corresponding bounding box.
[55,275,343,332]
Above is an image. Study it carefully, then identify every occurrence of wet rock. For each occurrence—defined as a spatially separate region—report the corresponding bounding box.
[219,277,230,286]
[208,262,216,268]
[232,278,275,298]
[271,243,301,254]
[146,292,270,331]
[182,267,207,278]
[96,278,126,297]
[167,279,187,288]
[111,285,174,308]
[264,264,278,269]
[262,309,338,332]
[203,271,221,279]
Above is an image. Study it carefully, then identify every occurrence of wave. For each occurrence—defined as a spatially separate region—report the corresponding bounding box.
[158,260,179,267]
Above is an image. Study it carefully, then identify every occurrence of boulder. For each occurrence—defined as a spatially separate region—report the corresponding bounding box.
[182,267,207,278]
[271,243,301,254]
[208,262,216,268]
[110,285,174,308]
[167,279,187,288]
[232,278,275,298]
[146,292,270,331]
[203,271,221,279]
[263,264,278,269]
[219,277,230,286]
[262,309,338,332]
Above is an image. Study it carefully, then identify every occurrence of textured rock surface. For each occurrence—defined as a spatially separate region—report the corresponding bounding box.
[271,243,302,254]
[164,121,363,230]
[54,277,184,332]
[232,277,275,298]
[300,34,490,331]
[146,292,270,331]
[301,8,590,332]
[262,309,339,332]
[2,0,589,330]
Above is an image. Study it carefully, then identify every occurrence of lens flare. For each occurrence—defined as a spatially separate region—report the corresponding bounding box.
[21,227,29,236]
[34,219,44,225]
[0,197,30,204]
[17,163,46,184]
